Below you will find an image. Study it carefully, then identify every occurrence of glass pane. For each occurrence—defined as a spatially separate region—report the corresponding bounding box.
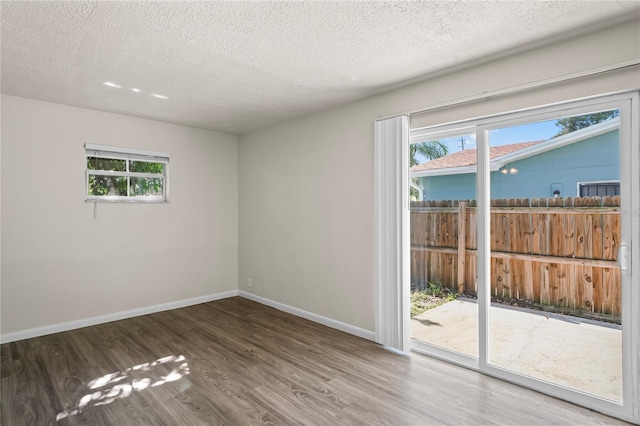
[129,177,163,197]
[410,134,478,358]
[130,161,164,174]
[88,175,127,196]
[487,110,622,403]
[87,157,125,171]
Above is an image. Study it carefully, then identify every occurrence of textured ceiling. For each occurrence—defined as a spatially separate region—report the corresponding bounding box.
[2,1,639,135]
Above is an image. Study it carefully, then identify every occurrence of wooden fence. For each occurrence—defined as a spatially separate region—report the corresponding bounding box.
[410,196,621,318]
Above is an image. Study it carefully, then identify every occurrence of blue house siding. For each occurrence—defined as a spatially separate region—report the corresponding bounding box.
[417,130,619,201]
[421,174,477,201]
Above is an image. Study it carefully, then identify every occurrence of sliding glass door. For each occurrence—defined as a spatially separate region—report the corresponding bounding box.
[485,107,624,404]
[408,93,638,420]
[410,129,478,361]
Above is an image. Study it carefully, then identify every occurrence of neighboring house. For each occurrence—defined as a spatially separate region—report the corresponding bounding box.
[410,118,620,201]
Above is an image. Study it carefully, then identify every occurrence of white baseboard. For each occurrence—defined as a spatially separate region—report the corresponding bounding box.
[238,291,376,342]
[0,290,239,344]
[1,289,376,344]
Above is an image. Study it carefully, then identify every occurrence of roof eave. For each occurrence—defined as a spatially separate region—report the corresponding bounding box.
[494,117,619,166]
[411,163,502,178]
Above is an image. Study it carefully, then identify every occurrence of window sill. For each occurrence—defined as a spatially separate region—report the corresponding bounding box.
[85,198,169,204]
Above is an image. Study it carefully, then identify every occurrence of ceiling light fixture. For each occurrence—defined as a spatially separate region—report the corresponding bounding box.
[103,82,122,88]
[131,88,141,93]
[151,94,168,99]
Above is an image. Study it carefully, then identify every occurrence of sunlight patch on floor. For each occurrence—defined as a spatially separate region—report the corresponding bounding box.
[56,354,190,421]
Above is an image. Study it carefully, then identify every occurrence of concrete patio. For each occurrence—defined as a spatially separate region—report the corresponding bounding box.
[411,298,622,403]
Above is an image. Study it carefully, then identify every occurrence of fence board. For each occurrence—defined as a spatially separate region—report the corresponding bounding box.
[592,213,603,260]
[549,213,564,257]
[430,212,439,247]
[564,213,576,258]
[493,212,510,252]
[444,213,455,247]
[532,262,542,303]
[592,267,603,314]
[579,266,593,312]
[547,263,557,306]
[457,202,466,292]
[511,259,523,300]
[411,250,420,289]
[575,214,593,259]
[603,214,619,260]
[448,253,456,289]
[567,264,576,309]
[466,210,477,250]
[516,211,531,254]
[540,263,551,306]
[524,260,534,301]
[602,267,616,315]
[466,253,477,293]
[531,213,549,255]
[610,269,622,317]
[559,263,569,308]
[499,258,511,298]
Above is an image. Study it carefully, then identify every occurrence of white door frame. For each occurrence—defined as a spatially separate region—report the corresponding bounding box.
[400,91,639,423]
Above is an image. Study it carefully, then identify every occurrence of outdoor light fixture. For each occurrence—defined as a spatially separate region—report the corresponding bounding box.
[500,166,518,175]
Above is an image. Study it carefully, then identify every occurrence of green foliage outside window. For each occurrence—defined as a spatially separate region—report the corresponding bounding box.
[87,157,125,172]
[554,110,619,136]
[130,177,163,196]
[410,140,448,200]
[89,175,128,196]
[87,157,165,198]
[130,161,164,174]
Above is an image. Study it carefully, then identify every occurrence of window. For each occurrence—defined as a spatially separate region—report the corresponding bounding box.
[578,181,620,197]
[85,144,169,202]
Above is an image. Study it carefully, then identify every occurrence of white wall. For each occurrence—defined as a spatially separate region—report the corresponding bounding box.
[1,95,238,336]
[1,20,637,339]
[238,20,640,332]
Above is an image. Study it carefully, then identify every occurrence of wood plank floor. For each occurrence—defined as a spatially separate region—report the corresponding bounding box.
[0,297,630,425]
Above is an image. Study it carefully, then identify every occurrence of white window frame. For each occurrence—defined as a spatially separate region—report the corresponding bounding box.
[85,144,170,203]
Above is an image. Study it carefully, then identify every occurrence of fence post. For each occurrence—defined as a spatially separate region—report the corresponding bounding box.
[457,201,467,294]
